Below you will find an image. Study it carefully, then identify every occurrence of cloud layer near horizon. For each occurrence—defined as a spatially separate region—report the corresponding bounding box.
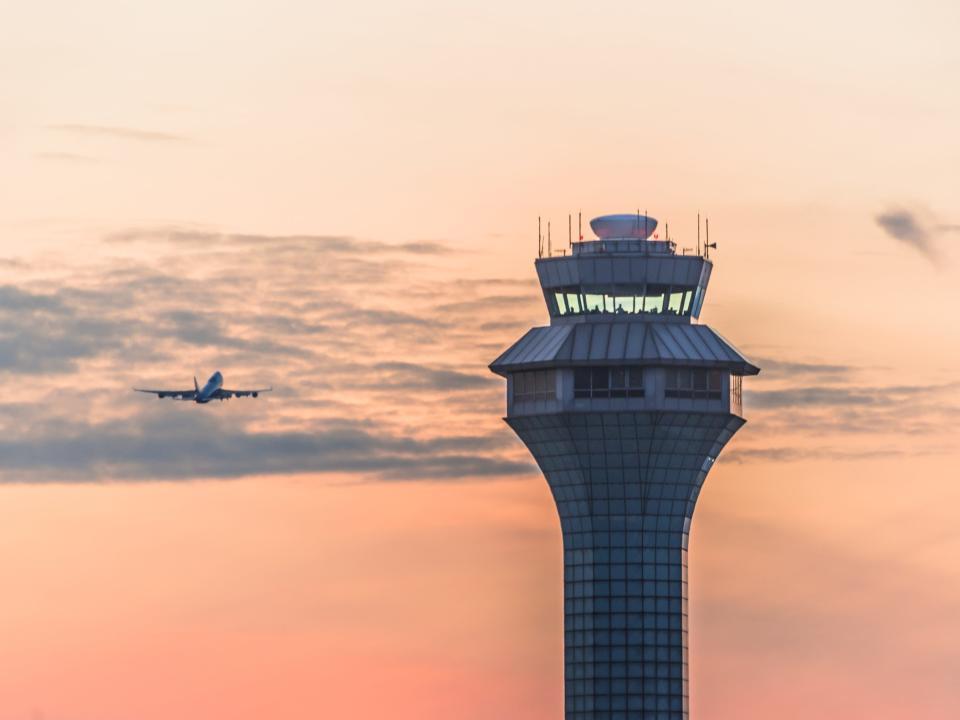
[0,225,954,483]
[0,228,541,482]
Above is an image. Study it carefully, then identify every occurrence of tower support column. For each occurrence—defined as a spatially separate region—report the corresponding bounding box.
[508,412,744,720]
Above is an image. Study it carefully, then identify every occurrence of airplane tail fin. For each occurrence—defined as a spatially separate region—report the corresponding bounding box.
[194,376,200,393]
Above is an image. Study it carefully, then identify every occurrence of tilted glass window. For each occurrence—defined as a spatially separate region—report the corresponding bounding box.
[613,295,634,313]
[665,368,723,400]
[667,289,684,315]
[553,292,568,315]
[574,367,645,398]
[513,369,557,402]
[644,285,668,314]
[584,292,604,313]
[549,284,698,317]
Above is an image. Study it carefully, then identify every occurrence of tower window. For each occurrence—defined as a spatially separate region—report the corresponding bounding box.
[667,289,685,314]
[548,285,698,317]
[554,292,568,315]
[644,285,668,314]
[513,370,557,402]
[574,367,644,398]
[665,368,723,400]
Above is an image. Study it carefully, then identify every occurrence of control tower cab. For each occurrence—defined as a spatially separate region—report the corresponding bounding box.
[494,213,758,420]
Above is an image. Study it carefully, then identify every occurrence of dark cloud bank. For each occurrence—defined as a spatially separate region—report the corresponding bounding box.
[0,409,533,483]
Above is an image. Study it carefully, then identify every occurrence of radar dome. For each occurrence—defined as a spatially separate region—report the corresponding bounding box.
[590,213,658,240]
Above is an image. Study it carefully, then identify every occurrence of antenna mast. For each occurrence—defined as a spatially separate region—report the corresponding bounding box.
[547,221,551,257]
[697,213,701,256]
[538,216,542,258]
[703,219,717,259]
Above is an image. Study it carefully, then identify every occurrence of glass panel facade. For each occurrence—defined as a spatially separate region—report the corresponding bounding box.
[548,285,700,318]
[574,367,645,399]
[512,370,557,402]
[665,368,723,400]
[508,411,746,720]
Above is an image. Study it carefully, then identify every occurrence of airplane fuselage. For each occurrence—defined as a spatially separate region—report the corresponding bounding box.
[195,371,224,403]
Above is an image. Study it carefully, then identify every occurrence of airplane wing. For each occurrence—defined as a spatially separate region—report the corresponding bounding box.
[214,387,273,399]
[133,388,198,400]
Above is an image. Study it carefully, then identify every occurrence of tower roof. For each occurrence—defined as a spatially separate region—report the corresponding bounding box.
[489,321,760,376]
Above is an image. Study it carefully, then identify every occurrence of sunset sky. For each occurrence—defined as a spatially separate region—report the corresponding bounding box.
[2,1,960,718]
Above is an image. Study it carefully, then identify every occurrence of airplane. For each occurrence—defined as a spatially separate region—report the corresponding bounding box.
[133,371,272,403]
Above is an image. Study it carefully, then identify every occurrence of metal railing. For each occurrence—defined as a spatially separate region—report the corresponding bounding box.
[731,375,743,416]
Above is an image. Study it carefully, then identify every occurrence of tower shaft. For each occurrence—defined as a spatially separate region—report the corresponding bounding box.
[510,412,743,718]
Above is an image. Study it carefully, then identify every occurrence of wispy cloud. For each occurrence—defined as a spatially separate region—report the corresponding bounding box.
[742,374,960,444]
[369,362,496,391]
[47,123,192,143]
[749,357,854,382]
[745,381,959,410]
[723,446,907,464]
[874,206,960,261]
[104,226,450,255]
[0,285,132,373]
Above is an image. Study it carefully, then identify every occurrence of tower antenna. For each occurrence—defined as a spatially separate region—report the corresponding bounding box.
[568,214,572,249]
[578,211,582,241]
[538,216,542,258]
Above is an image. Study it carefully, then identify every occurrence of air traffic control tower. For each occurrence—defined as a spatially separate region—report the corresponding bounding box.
[490,213,759,719]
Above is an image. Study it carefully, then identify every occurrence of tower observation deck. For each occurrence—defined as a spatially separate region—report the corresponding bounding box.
[490,213,760,719]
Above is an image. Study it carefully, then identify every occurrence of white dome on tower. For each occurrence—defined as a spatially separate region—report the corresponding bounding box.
[590,213,658,240]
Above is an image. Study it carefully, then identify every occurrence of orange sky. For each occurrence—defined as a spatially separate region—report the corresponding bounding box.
[1,1,960,718]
